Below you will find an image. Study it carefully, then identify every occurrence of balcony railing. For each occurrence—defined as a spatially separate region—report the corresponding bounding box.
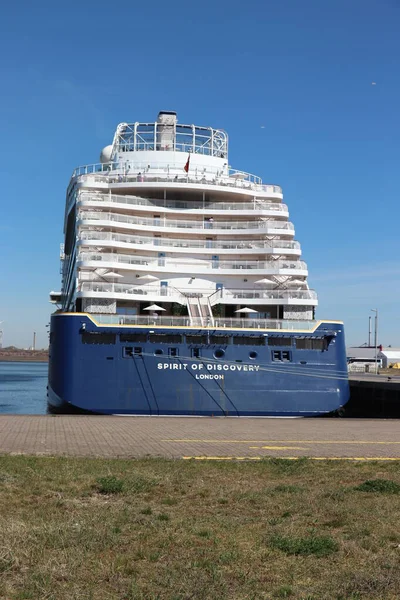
[78,252,307,272]
[89,313,317,331]
[78,230,302,251]
[78,211,294,232]
[77,192,288,213]
[228,289,317,300]
[71,162,282,195]
[79,282,317,302]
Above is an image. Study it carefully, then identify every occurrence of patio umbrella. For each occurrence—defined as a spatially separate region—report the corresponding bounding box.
[103,271,124,278]
[93,268,123,280]
[254,278,275,284]
[137,274,159,281]
[235,307,258,314]
[143,304,166,311]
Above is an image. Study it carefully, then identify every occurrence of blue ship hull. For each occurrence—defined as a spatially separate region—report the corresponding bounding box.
[48,314,350,416]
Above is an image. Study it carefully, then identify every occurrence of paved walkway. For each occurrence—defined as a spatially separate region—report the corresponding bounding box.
[1,415,400,460]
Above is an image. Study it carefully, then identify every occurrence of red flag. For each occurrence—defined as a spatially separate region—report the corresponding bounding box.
[184,154,190,173]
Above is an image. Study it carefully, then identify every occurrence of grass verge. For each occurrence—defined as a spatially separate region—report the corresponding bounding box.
[0,456,400,599]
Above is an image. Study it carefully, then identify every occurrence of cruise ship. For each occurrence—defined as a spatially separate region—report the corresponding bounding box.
[48,111,349,416]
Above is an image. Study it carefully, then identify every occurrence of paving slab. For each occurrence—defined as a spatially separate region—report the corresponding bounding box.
[1,415,400,460]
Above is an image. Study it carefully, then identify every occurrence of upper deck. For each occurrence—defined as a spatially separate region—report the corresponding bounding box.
[68,111,281,197]
[111,111,228,158]
[58,110,317,322]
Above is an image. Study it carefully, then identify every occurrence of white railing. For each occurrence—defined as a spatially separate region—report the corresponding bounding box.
[112,121,228,158]
[77,192,288,213]
[78,252,307,272]
[90,313,316,330]
[71,163,282,195]
[78,211,294,232]
[79,282,317,302]
[229,289,317,300]
[78,230,301,251]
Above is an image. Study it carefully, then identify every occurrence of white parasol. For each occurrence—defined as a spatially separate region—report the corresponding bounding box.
[103,271,124,278]
[254,278,275,284]
[143,304,166,311]
[137,274,159,281]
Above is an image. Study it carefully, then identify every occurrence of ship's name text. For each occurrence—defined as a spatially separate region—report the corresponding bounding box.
[157,362,259,375]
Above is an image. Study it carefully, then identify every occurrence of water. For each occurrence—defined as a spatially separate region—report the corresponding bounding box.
[0,362,48,414]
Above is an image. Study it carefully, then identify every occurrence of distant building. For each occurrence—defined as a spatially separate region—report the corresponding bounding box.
[378,348,400,369]
[346,346,382,372]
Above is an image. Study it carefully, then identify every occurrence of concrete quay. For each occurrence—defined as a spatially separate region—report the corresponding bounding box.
[1,415,400,460]
[348,373,400,417]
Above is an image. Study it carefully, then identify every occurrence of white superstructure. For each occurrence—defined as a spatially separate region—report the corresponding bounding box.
[57,111,317,324]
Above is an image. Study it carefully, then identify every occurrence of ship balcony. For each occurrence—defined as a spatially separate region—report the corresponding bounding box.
[82,313,318,331]
[70,163,283,200]
[78,231,302,256]
[77,252,308,276]
[77,282,318,306]
[77,194,289,218]
[49,291,62,304]
[77,212,295,236]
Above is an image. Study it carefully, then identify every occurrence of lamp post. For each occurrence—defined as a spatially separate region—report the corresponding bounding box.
[371,309,378,374]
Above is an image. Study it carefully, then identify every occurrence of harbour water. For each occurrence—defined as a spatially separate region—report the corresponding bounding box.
[0,362,47,414]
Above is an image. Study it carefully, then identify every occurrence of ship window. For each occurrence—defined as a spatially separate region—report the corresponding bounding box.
[233,336,264,346]
[296,337,327,350]
[214,349,225,359]
[191,348,201,358]
[168,347,179,357]
[149,334,182,344]
[123,347,133,357]
[120,333,147,343]
[134,347,142,355]
[154,349,163,356]
[249,351,258,359]
[272,350,282,361]
[282,351,291,361]
[267,337,293,347]
[186,334,208,344]
[82,332,116,345]
[210,335,230,345]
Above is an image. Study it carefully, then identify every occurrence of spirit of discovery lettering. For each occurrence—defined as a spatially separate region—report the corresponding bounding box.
[157,362,260,380]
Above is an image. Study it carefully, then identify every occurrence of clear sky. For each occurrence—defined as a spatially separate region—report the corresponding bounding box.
[0,0,398,349]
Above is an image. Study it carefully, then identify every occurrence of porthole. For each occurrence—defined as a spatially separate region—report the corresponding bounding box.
[249,351,258,359]
[154,349,163,356]
[214,348,225,359]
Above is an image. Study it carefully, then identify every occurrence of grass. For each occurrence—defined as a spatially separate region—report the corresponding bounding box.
[95,475,124,494]
[269,533,339,557]
[354,478,400,494]
[0,457,400,599]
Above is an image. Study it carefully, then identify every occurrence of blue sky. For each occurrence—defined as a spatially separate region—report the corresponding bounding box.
[0,0,398,349]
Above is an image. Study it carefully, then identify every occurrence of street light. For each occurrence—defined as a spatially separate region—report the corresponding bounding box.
[371,309,378,374]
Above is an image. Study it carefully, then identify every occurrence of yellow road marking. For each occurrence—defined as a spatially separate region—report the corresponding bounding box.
[182,456,400,461]
[249,446,308,450]
[182,456,261,461]
[164,439,400,445]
